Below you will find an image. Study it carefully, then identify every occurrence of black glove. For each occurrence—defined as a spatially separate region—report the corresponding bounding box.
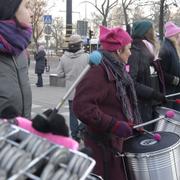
[1,106,19,119]
[32,108,69,137]
[151,91,166,103]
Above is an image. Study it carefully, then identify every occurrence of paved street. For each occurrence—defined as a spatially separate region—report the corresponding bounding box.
[28,56,70,125]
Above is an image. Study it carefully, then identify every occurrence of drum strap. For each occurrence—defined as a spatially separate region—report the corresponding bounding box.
[98,143,110,180]
[115,152,129,180]
[85,130,110,180]
[85,130,130,180]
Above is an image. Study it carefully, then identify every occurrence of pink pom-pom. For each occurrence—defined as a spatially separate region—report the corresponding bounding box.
[166,111,175,118]
[175,99,180,104]
[153,133,161,141]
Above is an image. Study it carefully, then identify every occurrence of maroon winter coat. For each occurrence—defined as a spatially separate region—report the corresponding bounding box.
[73,63,131,180]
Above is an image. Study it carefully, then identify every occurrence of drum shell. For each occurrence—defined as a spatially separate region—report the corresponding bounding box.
[124,132,180,180]
[155,107,180,135]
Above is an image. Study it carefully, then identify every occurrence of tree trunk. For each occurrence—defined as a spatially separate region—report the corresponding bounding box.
[122,1,129,33]
[159,0,165,41]
[102,16,107,26]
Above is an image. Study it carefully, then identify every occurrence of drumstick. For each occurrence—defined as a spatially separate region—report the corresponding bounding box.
[166,99,180,104]
[142,129,161,141]
[166,92,180,98]
[133,111,175,129]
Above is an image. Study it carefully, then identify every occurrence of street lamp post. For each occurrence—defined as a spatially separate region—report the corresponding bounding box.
[66,0,72,37]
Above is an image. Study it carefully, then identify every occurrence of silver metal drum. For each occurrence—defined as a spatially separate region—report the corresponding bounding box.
[86,173,103,180]
[123,132,180,180]
[155,106,180,135]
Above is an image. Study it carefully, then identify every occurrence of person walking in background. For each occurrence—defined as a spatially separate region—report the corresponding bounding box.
[56,34,89,142]
[159,22,180,111]
[73,26,141,180]
[0,0,33,119]
[128,20,166,130]
[35,45,46,87]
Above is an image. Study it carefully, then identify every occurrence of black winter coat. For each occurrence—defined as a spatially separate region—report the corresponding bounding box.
[159,38,180,110]
[35,50,46,74]
[128,39,163,129]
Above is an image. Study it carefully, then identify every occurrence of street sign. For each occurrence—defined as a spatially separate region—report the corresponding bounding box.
[43,15,52,24]
[44,25,52,34]
[77,20,88,36]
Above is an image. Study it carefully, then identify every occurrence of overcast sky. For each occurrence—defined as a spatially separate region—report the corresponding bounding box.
[47,0,96,23]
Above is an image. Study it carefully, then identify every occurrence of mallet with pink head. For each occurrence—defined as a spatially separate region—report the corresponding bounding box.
[133,110,175,141]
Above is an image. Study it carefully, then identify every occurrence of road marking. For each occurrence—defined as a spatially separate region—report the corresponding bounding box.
[60,112,69,117]
[32,104,41,108]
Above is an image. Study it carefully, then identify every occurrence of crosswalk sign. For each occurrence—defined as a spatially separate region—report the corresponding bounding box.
[43,15,52,24]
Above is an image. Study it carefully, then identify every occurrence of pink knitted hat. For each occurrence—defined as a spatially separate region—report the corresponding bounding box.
[99,26,132,52]
[164,22,180,38]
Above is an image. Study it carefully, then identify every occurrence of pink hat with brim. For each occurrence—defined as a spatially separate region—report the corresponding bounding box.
[99,26,132,52]
[165,22,180,38]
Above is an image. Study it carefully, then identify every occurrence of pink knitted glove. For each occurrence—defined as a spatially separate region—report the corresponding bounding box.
[111,121,133,138]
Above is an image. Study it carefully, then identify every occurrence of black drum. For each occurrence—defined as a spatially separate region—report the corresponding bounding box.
[123,132,180,180]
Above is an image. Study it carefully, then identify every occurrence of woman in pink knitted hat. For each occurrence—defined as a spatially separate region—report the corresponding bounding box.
[73,26,141,180]
[159,21,180,110]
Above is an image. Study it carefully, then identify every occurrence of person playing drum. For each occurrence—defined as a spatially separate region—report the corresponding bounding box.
[73,25,141,180]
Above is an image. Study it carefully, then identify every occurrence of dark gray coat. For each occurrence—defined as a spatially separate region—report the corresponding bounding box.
[128,39,162,129]
[35,50,46,74]
[0,52,32,119]
[159,38,180,110]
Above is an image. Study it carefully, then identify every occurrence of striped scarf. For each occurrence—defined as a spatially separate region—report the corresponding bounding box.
[102,50,141,124]
[0,19,32,56]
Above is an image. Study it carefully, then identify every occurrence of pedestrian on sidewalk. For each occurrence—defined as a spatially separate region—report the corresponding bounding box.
[159,22,180,111]
[35,45,46,87]
[0,0,33,119]
[56,34,89,142]
[73,26,141,180]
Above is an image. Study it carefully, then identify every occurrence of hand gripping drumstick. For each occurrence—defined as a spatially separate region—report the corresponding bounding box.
[133,111,175,141]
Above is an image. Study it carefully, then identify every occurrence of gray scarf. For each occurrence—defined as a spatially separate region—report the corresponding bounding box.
[102,50,141,124]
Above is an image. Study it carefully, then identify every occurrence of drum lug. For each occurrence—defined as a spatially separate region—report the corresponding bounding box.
[115,152,124,158]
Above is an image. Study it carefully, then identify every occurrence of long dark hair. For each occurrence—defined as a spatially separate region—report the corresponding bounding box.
[145,27,160,53]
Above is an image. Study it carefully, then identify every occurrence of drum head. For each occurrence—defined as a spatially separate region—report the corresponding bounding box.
[123,132,179,153]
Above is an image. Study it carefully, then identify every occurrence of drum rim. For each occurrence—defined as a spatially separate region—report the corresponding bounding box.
[156,106,180,125]
[124,138,180,158]
[160,118,180,126]
[156,106,179,113]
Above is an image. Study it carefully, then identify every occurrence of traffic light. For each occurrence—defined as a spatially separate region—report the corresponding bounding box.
[89,30,94,39]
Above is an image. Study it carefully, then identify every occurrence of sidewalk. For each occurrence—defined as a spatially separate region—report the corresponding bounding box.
[29,57,68,119]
